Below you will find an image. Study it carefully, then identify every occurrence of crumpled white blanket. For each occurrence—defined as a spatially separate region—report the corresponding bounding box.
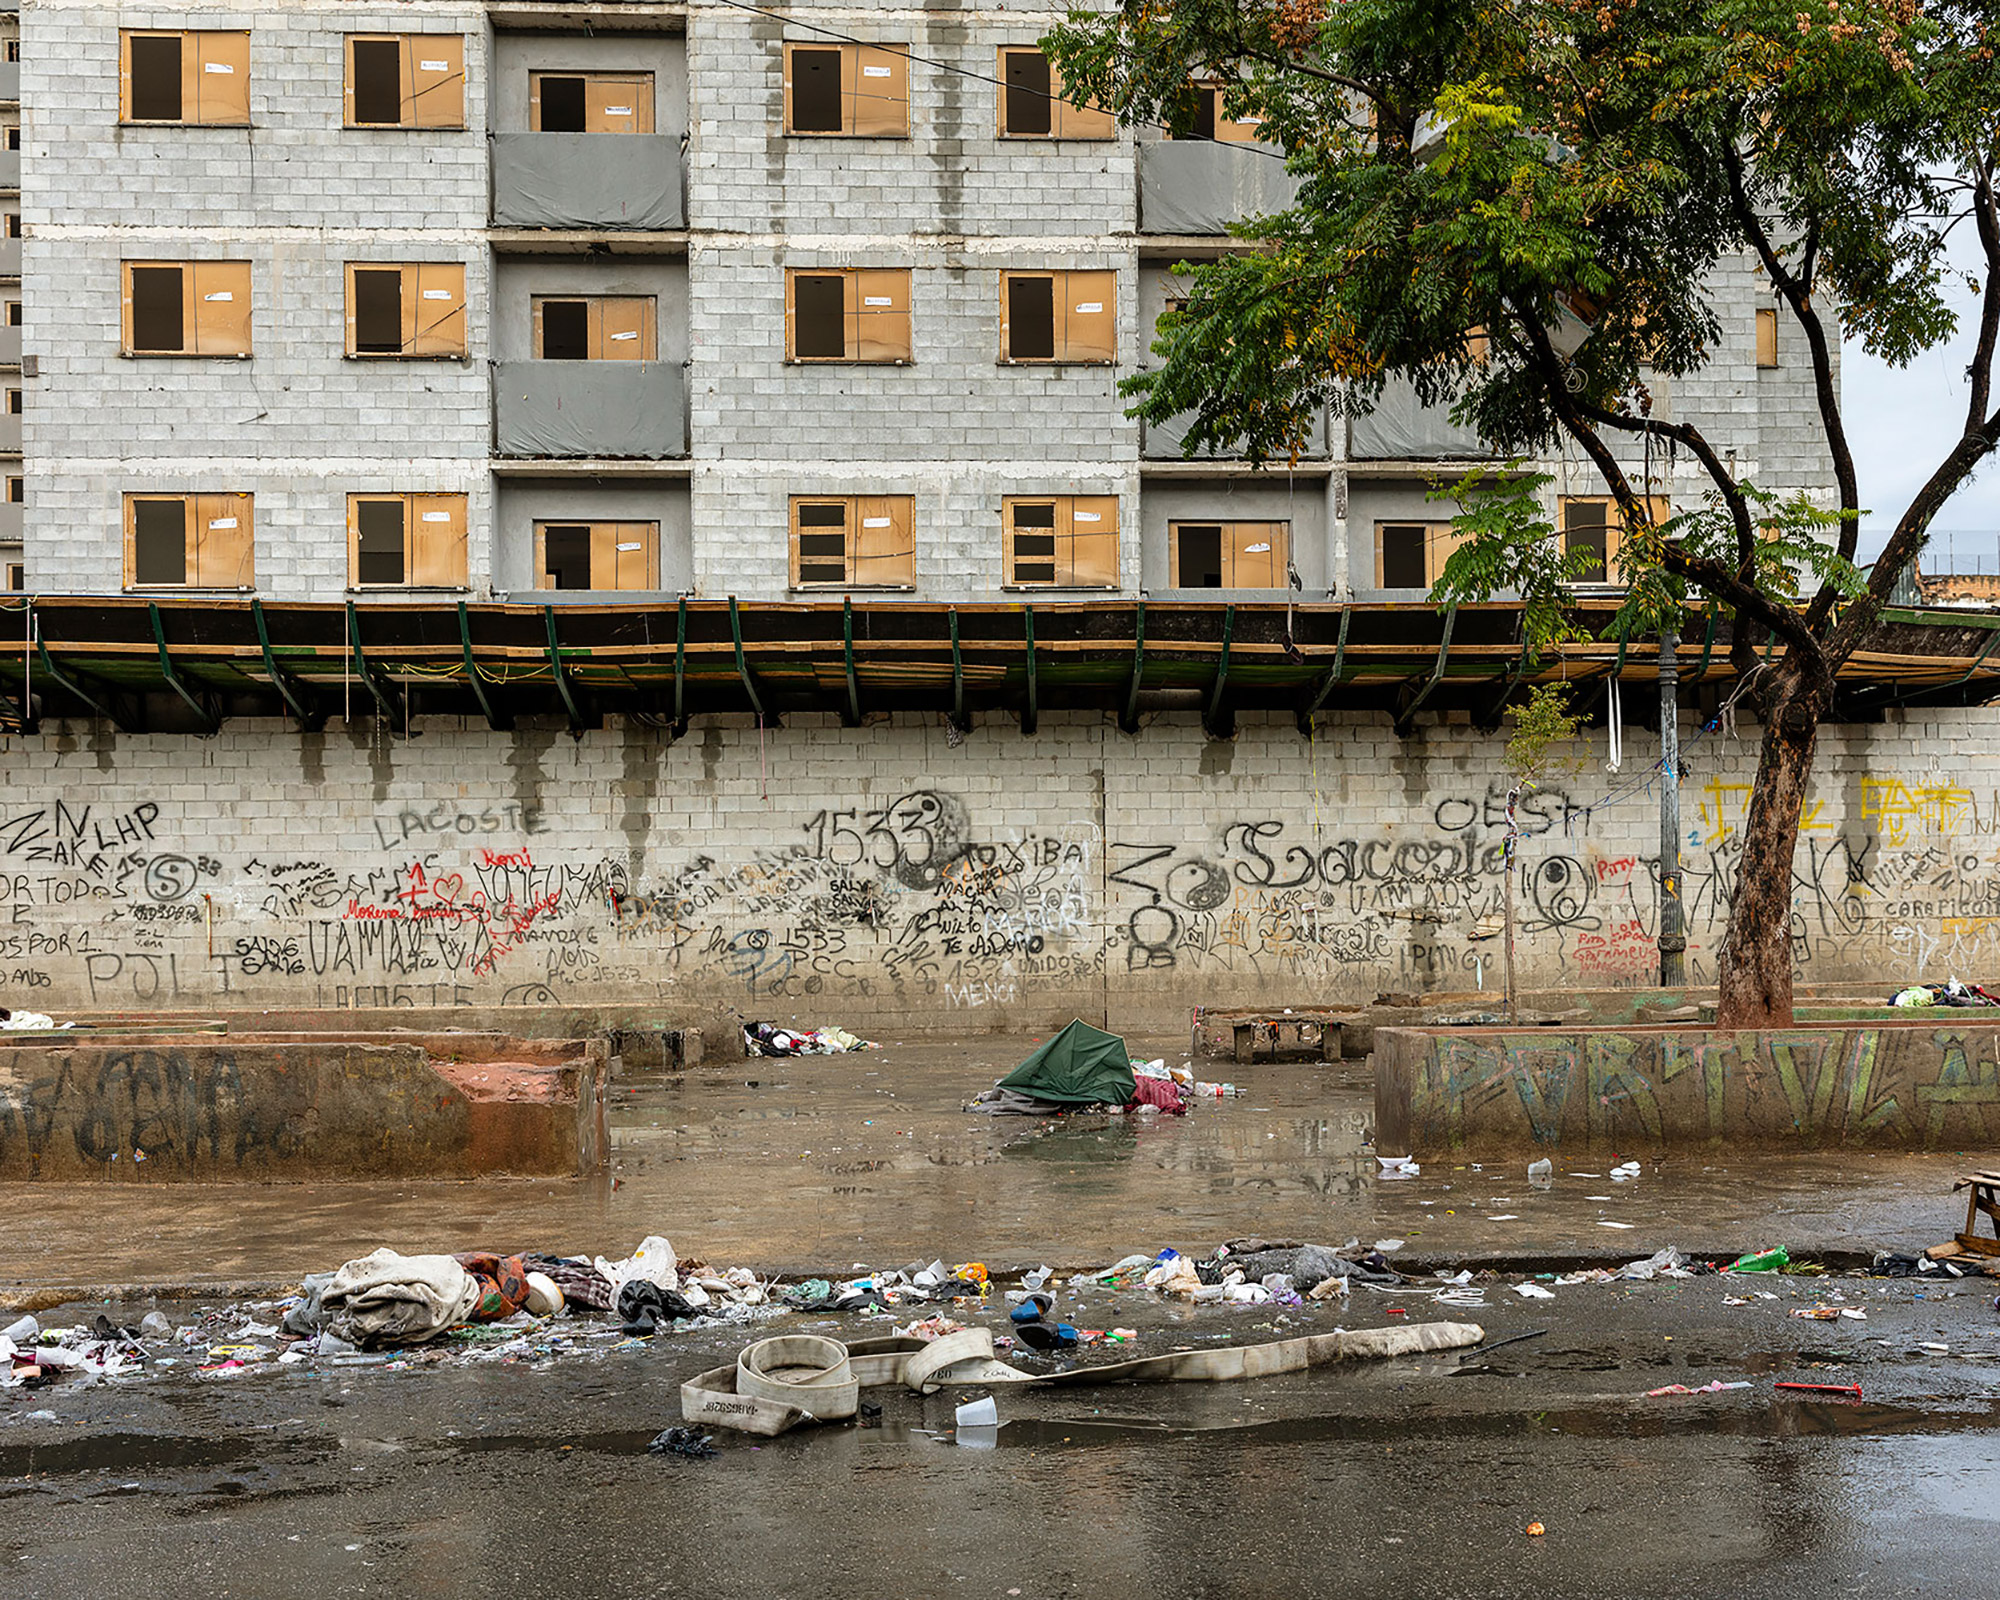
[321,1248,481,1348]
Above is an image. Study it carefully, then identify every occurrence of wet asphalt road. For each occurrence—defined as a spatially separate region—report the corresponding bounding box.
[5,1272,1998,1600]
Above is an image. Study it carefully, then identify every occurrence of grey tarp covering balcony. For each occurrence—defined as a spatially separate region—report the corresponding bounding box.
[1142,405,1329,460]
[493,362,686,458]
[490,134,683,230]
[1347,378,1493,460]
[1139,140,1300,235]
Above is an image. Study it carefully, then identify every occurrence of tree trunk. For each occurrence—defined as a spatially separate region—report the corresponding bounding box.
[1715,678,1821,1028]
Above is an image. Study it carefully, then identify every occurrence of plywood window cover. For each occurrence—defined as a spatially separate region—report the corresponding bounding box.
[1170,79,1265,143]
[531,296,658,361]
[1373,520,1466,588]
[122,492,255,591]
[995,48,1115,141]
[121,260,253,357]
[783,269,912,364]
[1559,495,1670,585]
[533,520,661,591]
[789,495,916,589]
[528,71,655,134]
[347,492,468,590]
[120,30,251,126]
[343,262,466,359]
[1000,270,1115,364]
[1756,306,1779,369]
[345,34,466,130]
[1002,495,1119,589]
[782,42,911,138]
[1169,519,1291,589]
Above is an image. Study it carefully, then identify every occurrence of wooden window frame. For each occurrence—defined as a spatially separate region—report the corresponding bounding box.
[1755,306,1779,369]
[346,492,468,590]
[1167,519,1291,589]
[529,295,659,361]
[999,269,1116,365]
[1168,79,1265,142]
[342,262,466,359]
[343,35,466,130]
[783,268,912,364]
[1559,494,1670,587]
[119,30,251,126]
[995,47,1115,141]
[1373,521,1467,588]
[1001,495,1119,589]
[788,495,916,590]
[781,42,910,138]
[533,520,661,592]
[120,260,253,357]
[121,492,255,591]
[528,70,656,134]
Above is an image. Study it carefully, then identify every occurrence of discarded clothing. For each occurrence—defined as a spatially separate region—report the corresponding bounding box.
[282,1273,335,1337]
[619,1279,700,1336]
[520,1254,615,1312]
[453,1253,532,1320]
[965,1087,1068,1116]
[1126,1075,1190,1116]
[648,1426,718,1459]
[743,1021,877,1056]
[319,1249,482,1349]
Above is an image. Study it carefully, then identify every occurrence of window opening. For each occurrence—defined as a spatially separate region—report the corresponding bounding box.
[1004,50,1052,136]
[130,266,184,352]
[794,275,845,359]
[352,269,402,354]
[791,48,842,132]
[350,38,402,125]
[1008,276,1055,360]
[538,75,586,132]
[1177,524,1223,587]
[543,525,592,589]
[129,34,182,121]
[132,499,188,586]
[355,500,407,585]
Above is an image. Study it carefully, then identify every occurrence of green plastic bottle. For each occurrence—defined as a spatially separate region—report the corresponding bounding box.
[1728,1246,1790,1272]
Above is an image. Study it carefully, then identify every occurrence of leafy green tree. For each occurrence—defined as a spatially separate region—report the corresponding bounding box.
[1048,0,2000,1025]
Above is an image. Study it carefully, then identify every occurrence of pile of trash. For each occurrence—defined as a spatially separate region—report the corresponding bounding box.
[742,1021,877,1056]
[0,1008,74,1031]
[1889,979,2000,1008]
[966,1020,1237,1116]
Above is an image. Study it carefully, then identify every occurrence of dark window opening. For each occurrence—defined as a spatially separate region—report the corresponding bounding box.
[352,39,404,125]
[797,502,847,583]
[129,35,183,121]
[6,303,20,328]
[4,215,19,239]
[543,525,592,590]
[1564,503,1610,583]
[6,391,20,415]
[130,266,185,352]
[356,501,406,585]
[793,275,846,359]
[791,49,843,132]
[133,501,187,586]
[1005,51,1052,136]
[540,300,588,360]
[538,75,586,132]
[5,478,19,504]
[1008,277,1055,360]
[353,269,402,353]
[1177,524,1224,587]
[1379,524,1427,588]
[5,129,18,151]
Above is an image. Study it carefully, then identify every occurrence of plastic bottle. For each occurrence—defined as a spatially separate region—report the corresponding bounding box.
[1727,1246,1790,1273]
[1193,1081,1241,1097]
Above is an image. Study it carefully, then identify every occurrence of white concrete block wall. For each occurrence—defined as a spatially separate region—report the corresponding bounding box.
[0,706,1987,1031]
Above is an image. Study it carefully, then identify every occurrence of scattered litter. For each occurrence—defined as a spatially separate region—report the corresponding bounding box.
[1645,1380,1752,1397]
[1527,1159,1553,1185]
[1377,1156,1420,1179]
[1524,1522,1545,1537]
[1611,1162,1642,1181]
[1726,1247,1790,1273]
[1598,1221,1637,1230]
[743,1021,877,1056]
[1514,1283,1555,1300]
[954,1395,1000,1428]
[647,1426,718,1460]
[1776,1382,1862,1398]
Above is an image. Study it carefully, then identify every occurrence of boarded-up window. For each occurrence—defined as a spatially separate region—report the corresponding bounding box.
[534,520,660,590]
[531,296,657,360]
[1755,306,1778,368]
[1169,80,1265,142]
[121,261,252,356]
[1170,520,1289,588]
[784,269,911,363]
[1003,496,1119,588]
[529,71,654,133]
[123,492,254,590]
[343,263,466,357]
[6,477,20,504]
[345,35,465,129]
[997,48,1114,140]
[1001,271,1114,363]
[789,495,916,588]
[1560,495,1669,585]
[348,493,468,588]
[1375,521,1468,588]
[783,42,909,137]
[120,31,251,125]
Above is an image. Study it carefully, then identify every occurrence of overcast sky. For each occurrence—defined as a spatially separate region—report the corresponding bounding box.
[1846,221,1999,570]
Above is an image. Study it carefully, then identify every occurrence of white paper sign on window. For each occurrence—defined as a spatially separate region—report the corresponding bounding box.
[1244,542,1272,553]
[861,517,892,528]
[1075,302,1103,313]
[421,510,453,522]
[207,517,238,529]
[862,65,893,77]
[204,62,234,74]
[422,289,453,300]
[1074,511,1103,522]
[203,292,233,302]
[863,297,893,307]
[420,60,450,73]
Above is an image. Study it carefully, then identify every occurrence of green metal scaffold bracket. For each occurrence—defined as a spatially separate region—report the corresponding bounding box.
[1203,605,1235,740]
[344,602,405,727]
[728,596,769,724]
[1120,600,1147,735]
[251,599,323,731]
[456,602,510,732]
[149,602,220,733]
[1021,606,1038,736]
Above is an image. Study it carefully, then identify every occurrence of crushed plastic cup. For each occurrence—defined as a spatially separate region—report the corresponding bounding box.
[954,1396,999,1428]
[1377,1156,1420,1180]
[2,1314,39,1344]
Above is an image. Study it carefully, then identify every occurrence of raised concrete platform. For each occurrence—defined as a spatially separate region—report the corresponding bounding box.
[1377,1021,2000,1157]
[0,1030,609,1180]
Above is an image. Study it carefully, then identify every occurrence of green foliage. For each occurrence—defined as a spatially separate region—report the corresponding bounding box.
[1425,469,1590,659]
[1503,683,1589,787]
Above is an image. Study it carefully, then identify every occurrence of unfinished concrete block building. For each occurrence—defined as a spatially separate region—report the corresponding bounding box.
[12,0,1832,606]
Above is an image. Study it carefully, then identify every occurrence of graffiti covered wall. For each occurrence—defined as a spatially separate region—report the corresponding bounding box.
[1,707,1995,1031]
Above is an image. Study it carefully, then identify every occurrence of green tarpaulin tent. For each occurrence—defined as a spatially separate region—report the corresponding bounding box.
[997,1019,1135,1106]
